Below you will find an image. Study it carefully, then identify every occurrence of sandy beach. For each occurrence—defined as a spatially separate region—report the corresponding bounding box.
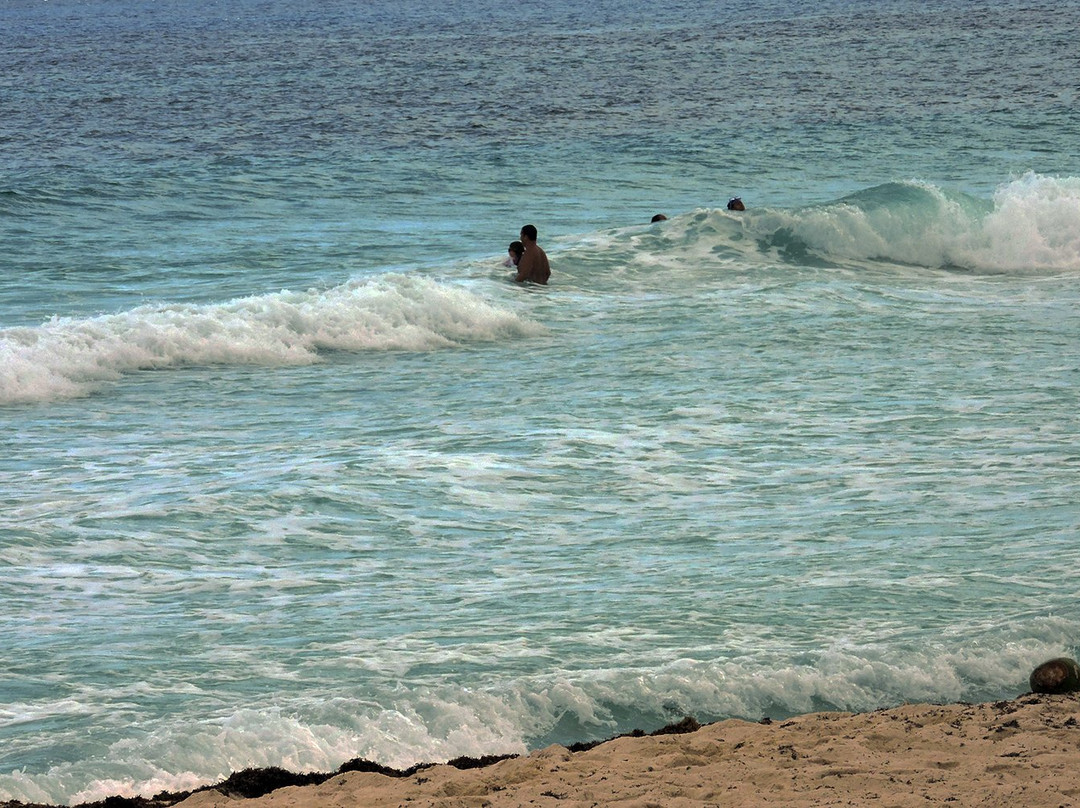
[154,693,1078,808]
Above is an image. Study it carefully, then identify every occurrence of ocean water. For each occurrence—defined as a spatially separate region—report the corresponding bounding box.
[2,0,1080,803]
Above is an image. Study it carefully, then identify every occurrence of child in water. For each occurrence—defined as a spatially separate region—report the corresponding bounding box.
[503,240,524,267]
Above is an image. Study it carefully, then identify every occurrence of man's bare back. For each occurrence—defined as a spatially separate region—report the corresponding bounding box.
[514,224,551,285]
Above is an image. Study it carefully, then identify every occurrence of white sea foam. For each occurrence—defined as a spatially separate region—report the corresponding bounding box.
[0,275,542,405]
[542,175,1080,296]
[739,174,1080,273]
[1,625,1072,805]
[978,173,1080,270]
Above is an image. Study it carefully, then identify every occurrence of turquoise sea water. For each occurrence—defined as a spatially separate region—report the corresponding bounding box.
[2,0,1080,803]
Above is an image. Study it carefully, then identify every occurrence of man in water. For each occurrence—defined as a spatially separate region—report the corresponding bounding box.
[514,224,551,285]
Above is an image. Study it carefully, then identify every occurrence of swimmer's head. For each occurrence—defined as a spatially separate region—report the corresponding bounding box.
[726,197,745,211]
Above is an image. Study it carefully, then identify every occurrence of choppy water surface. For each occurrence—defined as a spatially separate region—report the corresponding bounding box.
[2,0,1079,803]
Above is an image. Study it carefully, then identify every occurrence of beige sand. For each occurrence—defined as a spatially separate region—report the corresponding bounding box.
[176,693,1080,808]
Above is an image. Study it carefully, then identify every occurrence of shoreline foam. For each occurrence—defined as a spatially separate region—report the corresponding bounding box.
[5,694,1077,808]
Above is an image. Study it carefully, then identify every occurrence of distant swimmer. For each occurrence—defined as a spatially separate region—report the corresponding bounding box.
[503,240,524,268]
[514,224,551,285]
[651,213,668,222]
[727,197,745,211]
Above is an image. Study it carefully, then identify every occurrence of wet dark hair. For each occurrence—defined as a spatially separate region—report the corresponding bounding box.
[651,213,668,222]
[508,240,524,260]
[726,197,745,211]
[520,224,538,240]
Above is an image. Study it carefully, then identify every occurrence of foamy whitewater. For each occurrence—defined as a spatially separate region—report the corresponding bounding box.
[2,0,1079,804]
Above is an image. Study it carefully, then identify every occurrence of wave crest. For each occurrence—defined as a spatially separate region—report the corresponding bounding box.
[745,173,1080,272]
[0,275,541,405]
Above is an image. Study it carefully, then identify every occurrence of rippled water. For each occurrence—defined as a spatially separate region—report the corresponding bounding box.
[2,0,1079,803]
